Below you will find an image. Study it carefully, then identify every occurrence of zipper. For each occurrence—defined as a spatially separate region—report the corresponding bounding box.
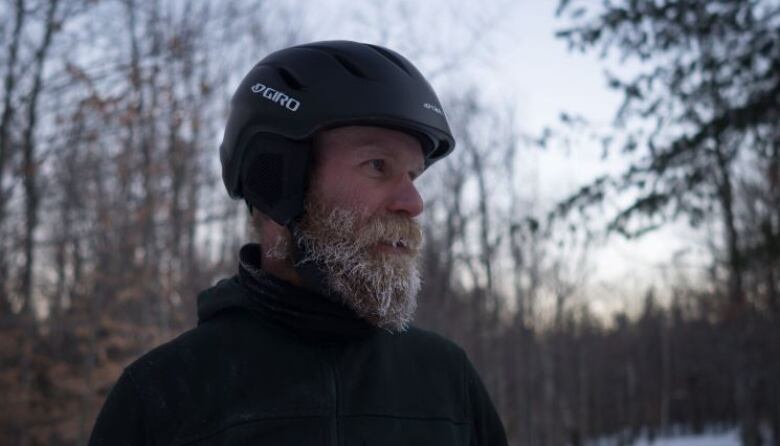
[325,349,341,446]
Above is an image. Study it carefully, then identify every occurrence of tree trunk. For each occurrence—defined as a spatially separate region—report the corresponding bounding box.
[17,4,60,443]
[0,0,26,314]
[713,140,744,310]
[21,0,60,316]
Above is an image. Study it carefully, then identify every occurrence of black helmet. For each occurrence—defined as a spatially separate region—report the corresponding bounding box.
[219,40,455,225]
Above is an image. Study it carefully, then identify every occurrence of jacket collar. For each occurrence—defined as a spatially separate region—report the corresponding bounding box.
[197,244,376,342]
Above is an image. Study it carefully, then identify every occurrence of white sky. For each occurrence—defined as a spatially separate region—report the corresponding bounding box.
[489,2,710,314]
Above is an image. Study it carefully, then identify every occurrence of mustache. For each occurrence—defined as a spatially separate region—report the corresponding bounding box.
[297,199,423,256]
[354,213,423,253]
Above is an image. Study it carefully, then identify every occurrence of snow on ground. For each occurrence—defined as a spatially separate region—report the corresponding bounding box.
[632,429,740,446]
[588,428,742,446]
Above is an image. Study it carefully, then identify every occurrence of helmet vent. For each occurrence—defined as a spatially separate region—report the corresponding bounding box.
[301,44,370,79]
[276,67,305,91]
[367,44,412,76]
[329,52,369,79]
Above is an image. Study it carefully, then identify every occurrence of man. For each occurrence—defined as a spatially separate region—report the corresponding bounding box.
[89,40,507,445]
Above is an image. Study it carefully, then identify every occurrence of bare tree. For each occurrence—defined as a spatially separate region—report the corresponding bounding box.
[0,0,27,313]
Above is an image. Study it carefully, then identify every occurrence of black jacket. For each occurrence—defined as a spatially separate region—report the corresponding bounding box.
[88,245,507,445]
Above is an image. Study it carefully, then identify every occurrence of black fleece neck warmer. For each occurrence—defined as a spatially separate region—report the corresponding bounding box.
[197,243,375,342]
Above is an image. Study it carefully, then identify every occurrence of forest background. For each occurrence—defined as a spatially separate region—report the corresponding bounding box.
[1,0,778,445]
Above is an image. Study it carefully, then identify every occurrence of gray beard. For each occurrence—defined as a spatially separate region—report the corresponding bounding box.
[271,202,422,332]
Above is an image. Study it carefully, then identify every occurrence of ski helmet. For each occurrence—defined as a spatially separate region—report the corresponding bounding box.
[219,40,455,225]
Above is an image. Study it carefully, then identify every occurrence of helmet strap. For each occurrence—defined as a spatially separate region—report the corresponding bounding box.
[287,219,340,302]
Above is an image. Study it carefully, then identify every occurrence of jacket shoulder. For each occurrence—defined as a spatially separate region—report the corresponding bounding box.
[118,310,276,442]
[401,327,508,445]
[399,325,468,360]
[125,309,249,374]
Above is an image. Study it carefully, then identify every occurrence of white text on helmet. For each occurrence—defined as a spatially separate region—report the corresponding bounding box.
[423,102,443,116]
[251,83,301,112]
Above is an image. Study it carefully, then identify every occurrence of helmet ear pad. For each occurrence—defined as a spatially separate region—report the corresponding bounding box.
[239,132,311,226]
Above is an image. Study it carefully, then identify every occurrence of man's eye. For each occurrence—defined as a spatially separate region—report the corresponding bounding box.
[368,159,385,172]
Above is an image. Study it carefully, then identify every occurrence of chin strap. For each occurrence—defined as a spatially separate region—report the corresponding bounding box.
[287,220,339,301]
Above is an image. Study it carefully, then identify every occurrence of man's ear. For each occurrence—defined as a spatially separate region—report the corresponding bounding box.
[248,207,269,243]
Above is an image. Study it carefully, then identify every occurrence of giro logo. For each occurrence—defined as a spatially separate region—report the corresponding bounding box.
[423,102,443,116]
[251,83,301,112]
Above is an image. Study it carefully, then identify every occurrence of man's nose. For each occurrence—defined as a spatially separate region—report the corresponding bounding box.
[388,177,424,218]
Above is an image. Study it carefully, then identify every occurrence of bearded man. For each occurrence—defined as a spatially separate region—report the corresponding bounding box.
[89,41,507,446]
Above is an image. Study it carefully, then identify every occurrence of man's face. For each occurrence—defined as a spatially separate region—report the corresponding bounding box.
[293,126,426,332]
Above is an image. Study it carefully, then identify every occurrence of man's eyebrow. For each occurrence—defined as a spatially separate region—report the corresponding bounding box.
[353,143,399,160]
[354,140,392,153]
[354,141,425,174]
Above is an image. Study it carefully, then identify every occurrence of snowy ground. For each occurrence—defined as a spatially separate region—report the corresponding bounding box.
[631,429,740,446]
[588,428,743,446]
